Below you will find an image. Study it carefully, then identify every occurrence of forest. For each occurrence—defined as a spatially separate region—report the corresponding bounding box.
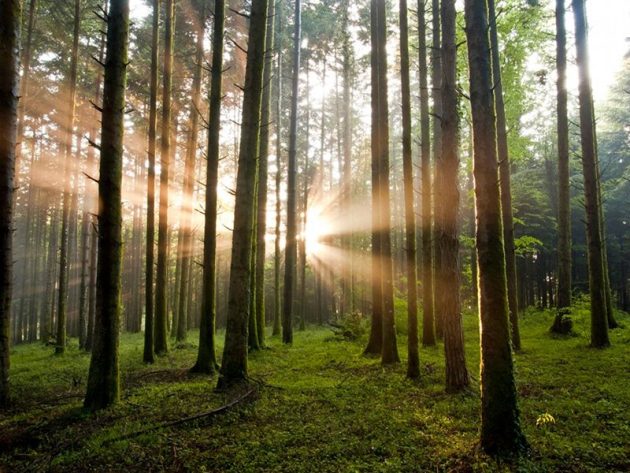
[0,0,629,471]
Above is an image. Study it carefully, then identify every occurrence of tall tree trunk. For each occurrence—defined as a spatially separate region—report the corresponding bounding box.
[431,0,444,339]
[255,0,276,346]
[81,23,105,349]
[177,2,205,343]
[44,203,60,342]
[155,0,175,355]
[84,0,129,410]
[399,0,420,379]
[341,0,353,317]
[191,0,223,374]
[439,0,469,392]
[372,0,399,365]
[464,0,527,455]
[273,2,283,337]
[572,0,609,348]
[0,0,21,408]
[364,20,383,357]
[282,0,301,345]
[144,0,159,363]
[217,0,269,388]
[487,0,520,351]
[56,0,81,355]
[418,0,435,347]
[15,0,37,188]
[553,0,571,329]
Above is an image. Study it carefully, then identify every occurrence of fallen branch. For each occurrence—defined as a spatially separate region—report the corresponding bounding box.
[102,388,256,445]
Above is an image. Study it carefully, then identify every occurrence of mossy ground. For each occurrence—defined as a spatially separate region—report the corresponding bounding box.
[1,301,629,472]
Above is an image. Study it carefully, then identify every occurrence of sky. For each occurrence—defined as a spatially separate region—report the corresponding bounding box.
[128,0,630,102]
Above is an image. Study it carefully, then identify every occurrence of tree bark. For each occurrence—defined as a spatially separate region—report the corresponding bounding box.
[572,0,609,348]
[282,0,301,345]
[399,0,420,379]
[0,0,21,408]
[365,4,383,357]
[554,0,571,321]
[487,0,521,351]
[464,0,527,455]
[56,0,81,355]
[372,0,399,365]
[439,0,469,392]
[217,0,269,388]
[84,0,129,410]
[431,0,444,339]
[155,0,175,355]
[144,0,159,363]
[418,0,435,347]
[254,0,275,345]
[273,1,283,337]
[177,2,206,343]
[191,0,224,374]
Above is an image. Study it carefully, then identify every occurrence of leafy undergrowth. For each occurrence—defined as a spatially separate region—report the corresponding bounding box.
[1,302,629,472]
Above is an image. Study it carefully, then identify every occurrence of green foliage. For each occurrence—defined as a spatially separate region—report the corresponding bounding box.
[2,305,630,472]
[329,311,369,341]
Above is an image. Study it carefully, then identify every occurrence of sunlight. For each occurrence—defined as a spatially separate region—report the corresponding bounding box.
[301,205,333,259]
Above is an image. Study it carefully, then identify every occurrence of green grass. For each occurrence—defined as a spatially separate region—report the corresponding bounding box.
[1,301,629,472]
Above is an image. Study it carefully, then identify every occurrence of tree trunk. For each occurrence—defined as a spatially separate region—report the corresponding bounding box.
[282,0,301,345]
[365,6,383,357]
[55,0,81,355]
[143,0,159,363]
[399,0,420,378]
[371,0,399,365]
[572,0,609,348]
[487,0,521,351]
[177,2,205,343]
[273,0,284,337]
[431,0,444,340]
[217,0,269,388]
[440,0,469,392]
[191,0,223,374]
[464,0,527,455]
[418,0,435,347]
[84,0,129,410]
[155,0,175,355]
[554,0,571,327]
[341,0,353,317]
[0,0,21,407]
[254,0,275,345]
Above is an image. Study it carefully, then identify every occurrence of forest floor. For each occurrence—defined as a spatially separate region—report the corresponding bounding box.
[1,301,629,472]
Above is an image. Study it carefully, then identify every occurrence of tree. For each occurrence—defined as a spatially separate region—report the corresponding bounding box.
[487,0,521,351]
[143,0,159,364]
[217,0,269,388]
[439,0,469,392]
[417,0,435,348]
[255,0,276,348]
[273,0,284,338]
[176,1,206,343]
[55,0,81,355]
[552,0,571,332]
[464,0,527,455]
[84,0,130,410]
[282,0,301,345]
[155,0,175,355]
[572,0,609,348]
[431,0,443,339]
[191,0,223,375]
[371,0,399,365]
[0,0,21,408]
[399,0,420,379]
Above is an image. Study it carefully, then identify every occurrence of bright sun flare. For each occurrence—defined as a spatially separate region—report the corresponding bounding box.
[301,207,333,259]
